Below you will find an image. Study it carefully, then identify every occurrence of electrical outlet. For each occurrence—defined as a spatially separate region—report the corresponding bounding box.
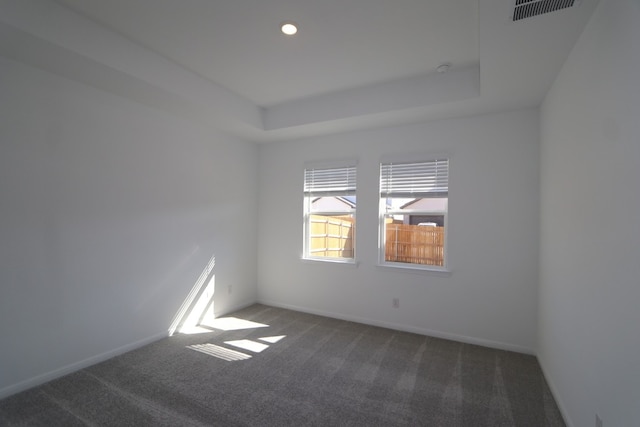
[596,414,603,427]
[392,298,400,308]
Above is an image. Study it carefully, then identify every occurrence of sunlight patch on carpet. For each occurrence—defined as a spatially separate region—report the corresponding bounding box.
[187,343,251,361]
[259,335,286,343]
[225,339,269,353]
[178,325,215,335]
[200,317,269,331]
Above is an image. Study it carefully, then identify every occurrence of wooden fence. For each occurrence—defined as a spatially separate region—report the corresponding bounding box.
[309,217,442,264]
[309,215,354,258]
[385,224,444,266]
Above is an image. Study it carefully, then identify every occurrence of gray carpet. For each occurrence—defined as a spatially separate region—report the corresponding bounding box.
[0,304,565,426]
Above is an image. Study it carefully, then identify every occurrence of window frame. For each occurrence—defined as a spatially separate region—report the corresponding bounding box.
[302,162,357,264]
[378,157,450,272]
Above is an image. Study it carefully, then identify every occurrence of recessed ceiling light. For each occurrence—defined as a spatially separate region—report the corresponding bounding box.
[437,63,451,73]
[280,21,298,36]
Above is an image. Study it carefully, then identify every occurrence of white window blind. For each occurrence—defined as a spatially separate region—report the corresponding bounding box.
[304,165,357,196]
[380,159,449,198]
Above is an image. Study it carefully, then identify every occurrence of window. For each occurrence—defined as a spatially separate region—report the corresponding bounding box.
[379,158,449,270]
[303,163,356,262]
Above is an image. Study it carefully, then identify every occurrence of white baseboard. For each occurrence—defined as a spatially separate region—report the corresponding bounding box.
[537,357,573,427]
[214,298,258,318]
[258,299,535,355]
[0,331,168,401]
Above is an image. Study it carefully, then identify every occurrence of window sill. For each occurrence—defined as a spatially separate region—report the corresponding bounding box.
[376,262,451,276]
[301,257,359,267]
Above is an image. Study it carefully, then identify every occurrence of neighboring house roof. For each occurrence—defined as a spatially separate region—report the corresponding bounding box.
[400,197,448,210]
[311,196,446,211]
[312,196,356,209]
[341,196,356,206]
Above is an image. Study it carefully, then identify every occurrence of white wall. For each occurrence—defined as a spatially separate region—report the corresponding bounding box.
[0,56,258,397]
[539,0,640,425]
[258,109,540,353]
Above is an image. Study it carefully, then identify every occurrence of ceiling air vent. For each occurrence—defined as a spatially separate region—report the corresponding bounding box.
[512,0,576,21]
